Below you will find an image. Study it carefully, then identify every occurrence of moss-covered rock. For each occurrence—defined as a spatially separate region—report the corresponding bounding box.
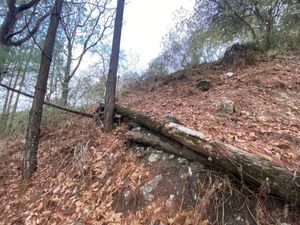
[216,99,235,115]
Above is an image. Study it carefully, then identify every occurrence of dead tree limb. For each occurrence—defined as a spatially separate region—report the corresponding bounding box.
[117,105,300,206]
[126,128,213,166]
[0,83,94,118]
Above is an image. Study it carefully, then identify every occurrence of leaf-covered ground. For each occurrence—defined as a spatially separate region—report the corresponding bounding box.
[120,52,300,169]
[0,52,300,224]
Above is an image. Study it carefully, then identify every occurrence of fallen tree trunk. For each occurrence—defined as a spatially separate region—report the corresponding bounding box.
[126,128,213,166]
[117,105,300,206]
[0,83,94,118]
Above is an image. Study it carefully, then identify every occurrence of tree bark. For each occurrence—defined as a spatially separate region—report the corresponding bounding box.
[0,0,49,46]
[116,105,300,206]
[61,42,72,105]
[103,0,125,132]
[0,0,18,45]
[126,128,213,166]
[22,0,64,179]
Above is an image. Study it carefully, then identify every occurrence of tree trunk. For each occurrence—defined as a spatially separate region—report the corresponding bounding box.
[4,64,22,130]
[265,21,273,50]
[46,50,57,101]
[126,128,213,166]
[61,77,70,105]
[7,47,33,131]
[0,0,17,45]
[61,43,72,105]
[23,0,64,179]
[0,75,13,132]
[116,105,300,206]
[103,0,125,132]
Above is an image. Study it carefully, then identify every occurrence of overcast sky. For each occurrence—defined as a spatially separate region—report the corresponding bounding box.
[121,0,193,70]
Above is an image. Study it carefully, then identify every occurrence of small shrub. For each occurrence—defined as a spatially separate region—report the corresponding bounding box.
[222,42,262,67]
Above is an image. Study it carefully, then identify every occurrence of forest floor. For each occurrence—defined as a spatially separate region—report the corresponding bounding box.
[0,51,300,225]
[120,52,300,170]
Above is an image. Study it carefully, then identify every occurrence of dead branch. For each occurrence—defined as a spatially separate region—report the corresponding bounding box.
[117,104,300,206]
[0,83,94,118]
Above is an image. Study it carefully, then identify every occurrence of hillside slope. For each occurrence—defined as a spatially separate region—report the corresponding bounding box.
[0,52,299,225]
[120,52,300,169]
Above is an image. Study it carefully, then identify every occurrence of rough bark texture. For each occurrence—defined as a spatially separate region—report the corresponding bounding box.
[103,0,125,132]
[61,42,72,105]
[126,128,212,166]
[23,0,64,179]
[117,105,300,206]
[0,0,18,45]
[0,83,94,118]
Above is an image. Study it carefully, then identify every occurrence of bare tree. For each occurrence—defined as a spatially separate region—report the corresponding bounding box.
[23,0,64,179]
[60,0,114,105]
[103,0,125,132]
[0,0,50,46]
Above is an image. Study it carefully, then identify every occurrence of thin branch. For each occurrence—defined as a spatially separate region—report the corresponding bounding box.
[17,0,41,12]
[0,83,95,118]
[6,11,51,46]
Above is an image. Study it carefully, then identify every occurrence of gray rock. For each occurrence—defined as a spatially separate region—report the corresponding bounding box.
[162,153,170,161]
[124,190,130,201]
[177,157,188,164]
[225,72,235,77]
[150,220,167,225]
[216,99,235,115]
[168,154,175,160]
[165,194,176,213]
[256,115,272,123]
[148,152,161,163]
[196,79,212,91]
[74,220,85,225]
[140,175,162,201]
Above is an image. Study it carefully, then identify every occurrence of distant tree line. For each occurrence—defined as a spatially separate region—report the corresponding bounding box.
[146,0,300,74]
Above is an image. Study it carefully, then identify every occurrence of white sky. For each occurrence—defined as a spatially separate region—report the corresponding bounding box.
[121,0,194,70]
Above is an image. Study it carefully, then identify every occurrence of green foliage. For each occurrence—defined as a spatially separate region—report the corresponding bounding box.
[42,106,68,127]
[3,110,29,135]
[146,54,169,77]
[158,0,300,73]
[0,45,10,74]
[3,107,68,136]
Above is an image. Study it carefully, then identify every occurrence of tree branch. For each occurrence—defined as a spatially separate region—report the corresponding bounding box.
[17,0,41,12]
[0,83,95,118]
[6,11,51,46]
